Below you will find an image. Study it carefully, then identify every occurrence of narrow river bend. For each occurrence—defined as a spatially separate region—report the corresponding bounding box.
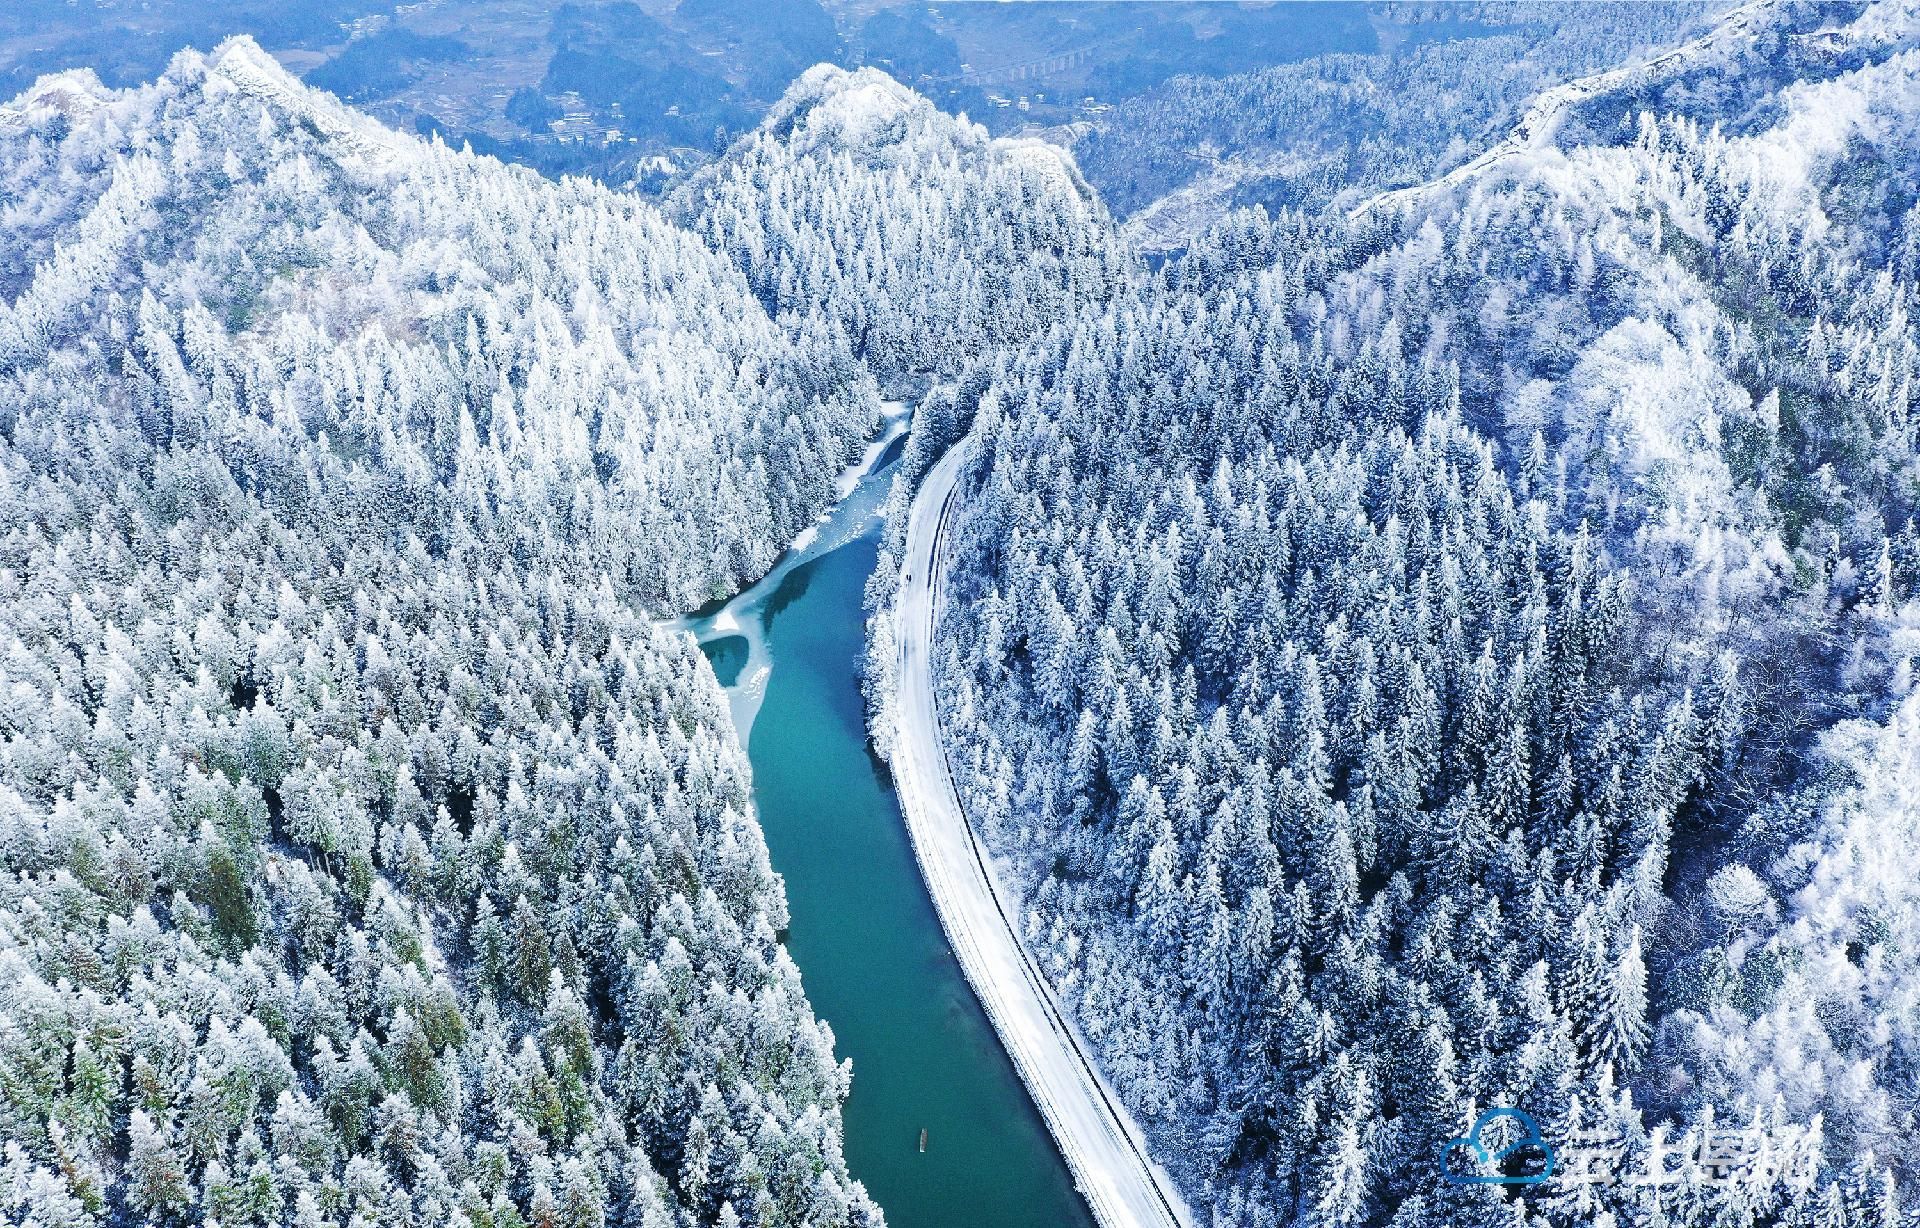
[678,425,1096,1228]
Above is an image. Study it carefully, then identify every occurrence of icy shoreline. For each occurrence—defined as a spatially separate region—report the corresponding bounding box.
[667,402,909,740]
[890,439,1194,1228]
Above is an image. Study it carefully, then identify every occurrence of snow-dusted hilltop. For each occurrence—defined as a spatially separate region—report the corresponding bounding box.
[675,63,1129,392]
[0,36,881,613]
[0,39,882,1228]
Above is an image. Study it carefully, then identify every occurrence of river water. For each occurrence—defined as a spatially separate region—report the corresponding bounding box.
[677,424,1095,1228]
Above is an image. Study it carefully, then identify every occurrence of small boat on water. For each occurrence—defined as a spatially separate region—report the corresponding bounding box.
[918,1128,928,1153]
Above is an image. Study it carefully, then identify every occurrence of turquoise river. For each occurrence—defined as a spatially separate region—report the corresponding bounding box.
[681,424,1096,1228]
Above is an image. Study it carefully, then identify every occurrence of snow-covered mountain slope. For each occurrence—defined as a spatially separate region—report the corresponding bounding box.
[1669,667,1920,1189]
[1084,4,1725,250]
[1362,0,1920,223]
[0,37,879,613]
[674,64,1130,392]
[1327,0,1920,668]
[0,40,881,1228]
[1353,0,1785,219]
[892,2,1920,1226]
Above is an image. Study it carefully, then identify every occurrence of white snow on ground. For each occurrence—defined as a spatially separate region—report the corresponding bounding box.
[997,137,1098,203]
[809,74,921,145]
[1123,148,1322,255]
[202,37,406,172]
[891,441,1194,1228]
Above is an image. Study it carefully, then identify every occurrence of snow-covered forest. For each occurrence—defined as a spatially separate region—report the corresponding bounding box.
[670,64,1130,394]
[0,40,890,1228]
[1077,1,1722,240]
[8,2,1920,1227]
[0,32,1131,1228]
[904,2,1920,1225]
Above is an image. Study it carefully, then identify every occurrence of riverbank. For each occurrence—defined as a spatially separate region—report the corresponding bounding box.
[890,439,1195,1228]
[669,402,909,738]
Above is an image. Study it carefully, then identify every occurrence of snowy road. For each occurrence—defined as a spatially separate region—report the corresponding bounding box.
[891,440,1193,1228]
[1354,0,1772,219]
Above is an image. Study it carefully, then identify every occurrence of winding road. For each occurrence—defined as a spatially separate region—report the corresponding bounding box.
[1353,0,1773,219]
[891,439,1193,1228]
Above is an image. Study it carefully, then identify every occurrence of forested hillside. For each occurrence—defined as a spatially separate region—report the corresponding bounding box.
[1078,1,1721,241]
[0,40,883,1228]
[674,64,1130,393]
[907,1,1920,1224]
